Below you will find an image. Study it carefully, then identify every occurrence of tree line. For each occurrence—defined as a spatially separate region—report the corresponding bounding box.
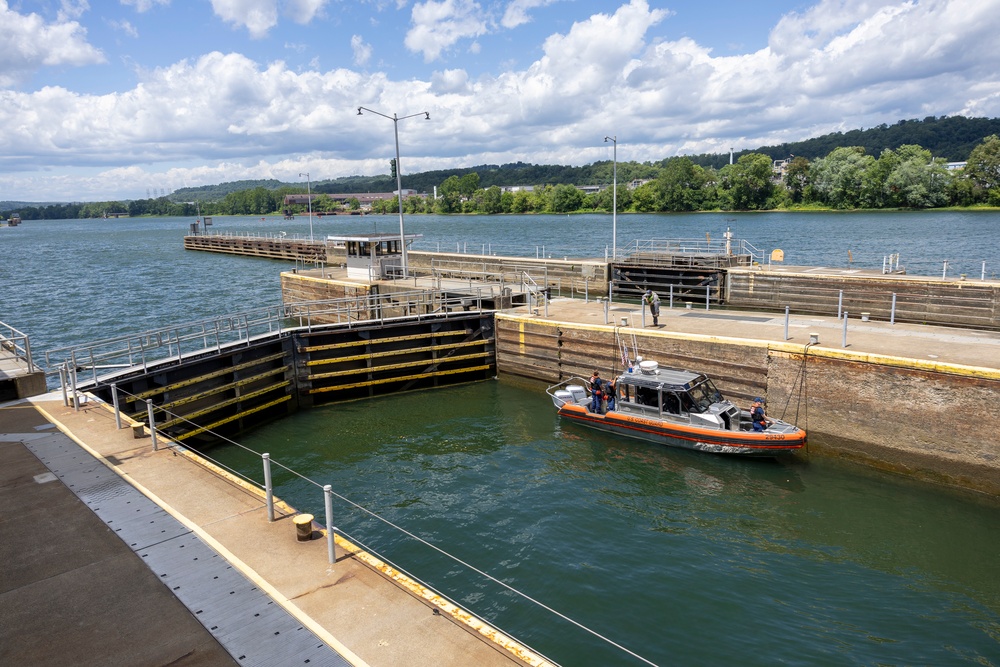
[6,128,1000,221]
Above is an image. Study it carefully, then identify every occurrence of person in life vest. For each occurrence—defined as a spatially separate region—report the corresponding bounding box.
[604,377,617,411]
[643,289,661,326]
[589,370,603,413]
[751,397,773,431]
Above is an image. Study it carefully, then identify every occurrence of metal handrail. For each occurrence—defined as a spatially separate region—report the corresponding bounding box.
[0,321,37,372]
[45,291,497,388]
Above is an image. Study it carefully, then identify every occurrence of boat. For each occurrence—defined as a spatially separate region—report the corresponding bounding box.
[546,360,806,456]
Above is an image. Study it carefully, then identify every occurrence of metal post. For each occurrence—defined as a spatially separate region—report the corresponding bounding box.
[324,484,335,564]
[837,290,843,320]
[705,285,710,311]
[584,277,589,303]
[263,453,275,522]
[603,298,609,325]
[842,311,848,348]
[784,306,790,341]
[983,261,987,281]
[882,255,887,274]
[70,362,79,412]
[669,284,674,309]
[608,280,613,309]
[942,260,948,279]
[147,400,158,451]
[112,383,122,430]
[60,364,68,407]
[890,293,897,325]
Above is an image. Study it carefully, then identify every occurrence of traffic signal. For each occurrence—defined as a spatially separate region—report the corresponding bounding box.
[389,158,396,179]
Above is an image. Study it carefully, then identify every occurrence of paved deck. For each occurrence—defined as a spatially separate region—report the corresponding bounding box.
[0,397,544,667]
[534,296,1000,371]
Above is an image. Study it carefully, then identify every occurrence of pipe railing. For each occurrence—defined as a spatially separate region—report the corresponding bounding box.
[0,321,38,373]
[94,385,658,667]
[46,292,498,392]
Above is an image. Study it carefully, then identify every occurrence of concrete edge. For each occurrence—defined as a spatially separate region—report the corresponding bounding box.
[35,396,554,667]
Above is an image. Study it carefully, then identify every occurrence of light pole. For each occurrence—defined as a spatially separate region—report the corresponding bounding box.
[299,172,313,241]
[357,106,430,277]
[604,135,617,260]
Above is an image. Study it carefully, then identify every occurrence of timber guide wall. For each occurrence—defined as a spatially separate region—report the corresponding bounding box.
[90,313,496,445]
[495,312,1000,495]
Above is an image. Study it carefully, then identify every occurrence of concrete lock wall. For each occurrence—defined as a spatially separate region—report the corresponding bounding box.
[495,313,1000,495]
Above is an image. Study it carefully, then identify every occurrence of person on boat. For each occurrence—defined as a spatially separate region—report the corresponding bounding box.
[589,371,603,413]
[604,377,617,411]
[751,397,773,431]
[643,289,661,327]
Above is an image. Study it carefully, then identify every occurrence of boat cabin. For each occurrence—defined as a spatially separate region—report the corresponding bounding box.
[616,361,740,430]
[326,232,422,281]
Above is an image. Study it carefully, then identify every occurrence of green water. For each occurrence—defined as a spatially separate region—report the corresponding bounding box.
[207,380,1000,666]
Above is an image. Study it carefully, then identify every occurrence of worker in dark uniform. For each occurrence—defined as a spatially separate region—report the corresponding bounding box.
[589,370,603,413]
[643,289,661,327]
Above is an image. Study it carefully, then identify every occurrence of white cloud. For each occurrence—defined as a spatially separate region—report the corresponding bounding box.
[352,35,373,66]
[501,0,559,29]
[0,1,105,86]
[405,0,488,62]
[6,0,1000,201]
[211,0,280,38]
[108,19,140,38]
[119,0,170,12]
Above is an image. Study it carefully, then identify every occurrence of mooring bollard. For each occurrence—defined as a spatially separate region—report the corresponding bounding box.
[263,453,274,522]
[294,514,314,542]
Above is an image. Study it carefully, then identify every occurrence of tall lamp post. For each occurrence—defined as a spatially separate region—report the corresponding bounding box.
[604,135,617,260]
[299,172,313,241]
[357,106,430,277]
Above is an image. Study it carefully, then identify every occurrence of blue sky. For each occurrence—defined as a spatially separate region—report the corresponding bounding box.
[2,0,999,202]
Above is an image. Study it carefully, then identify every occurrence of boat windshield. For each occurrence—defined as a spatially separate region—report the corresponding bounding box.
[687,379,724,413]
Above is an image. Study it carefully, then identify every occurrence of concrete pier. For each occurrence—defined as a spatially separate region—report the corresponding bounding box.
[0,396,548,667]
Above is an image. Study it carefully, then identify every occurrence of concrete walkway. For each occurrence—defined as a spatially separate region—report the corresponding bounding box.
[0,396,544,667]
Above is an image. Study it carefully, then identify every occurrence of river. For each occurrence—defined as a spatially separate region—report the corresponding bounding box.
[2,212,1000,664]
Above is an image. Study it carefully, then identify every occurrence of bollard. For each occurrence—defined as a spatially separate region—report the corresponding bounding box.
[842,311,849,348]
[294,514,315,542]
[890,293,897,325]
[784,306,790,341]
[621,316,628,327]
[837,290,843,320]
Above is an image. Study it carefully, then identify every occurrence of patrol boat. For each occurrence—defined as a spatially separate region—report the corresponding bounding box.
[546,360,806,456]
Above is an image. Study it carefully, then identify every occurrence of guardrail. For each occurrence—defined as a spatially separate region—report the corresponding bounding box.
[45,291,498,392]
[93,385,658,667]
[0,321,38,373]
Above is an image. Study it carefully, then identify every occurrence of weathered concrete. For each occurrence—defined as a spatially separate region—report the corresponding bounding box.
[496,297,1000,495]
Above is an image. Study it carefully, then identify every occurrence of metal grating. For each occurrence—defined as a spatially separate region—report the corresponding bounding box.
[22,430,350,667]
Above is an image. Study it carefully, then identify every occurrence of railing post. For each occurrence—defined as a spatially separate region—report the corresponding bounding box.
[60,364,69,407]
[784,306,790,341]
[112,383,122,430]
[23,336,33,372]
[842,311,849,348]
[263,453,275,522]
[147,400,158,451]
[325,484,335,564]
[70,359,79,412]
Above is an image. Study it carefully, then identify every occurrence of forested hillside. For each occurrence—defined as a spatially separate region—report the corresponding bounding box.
[6,115,1000,219]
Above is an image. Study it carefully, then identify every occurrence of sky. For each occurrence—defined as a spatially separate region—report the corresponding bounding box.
[2,0,1000,203]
